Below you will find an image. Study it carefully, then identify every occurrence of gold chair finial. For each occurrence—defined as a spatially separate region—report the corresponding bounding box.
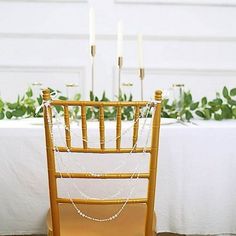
[154,90,162,101]
[42,89,51,101]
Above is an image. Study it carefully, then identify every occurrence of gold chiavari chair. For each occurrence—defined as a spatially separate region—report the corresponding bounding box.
[42,89,162,236]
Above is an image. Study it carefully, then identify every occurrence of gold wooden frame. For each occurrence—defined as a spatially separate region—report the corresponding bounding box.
[43,89,162,236]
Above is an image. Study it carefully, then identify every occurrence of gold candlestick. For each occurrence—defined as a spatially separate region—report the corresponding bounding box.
[139,68,144,101]
[118,56,123,100]
[91,45,96,94]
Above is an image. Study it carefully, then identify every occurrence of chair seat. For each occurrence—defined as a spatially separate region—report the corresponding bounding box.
[47,203,156,236]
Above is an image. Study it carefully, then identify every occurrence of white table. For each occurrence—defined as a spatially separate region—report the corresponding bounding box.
[0,118,236,235]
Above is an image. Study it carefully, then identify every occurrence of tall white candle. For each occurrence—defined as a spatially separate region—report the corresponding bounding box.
[89,7,95,46]
[138,33,144,68]
[117,21,123,58]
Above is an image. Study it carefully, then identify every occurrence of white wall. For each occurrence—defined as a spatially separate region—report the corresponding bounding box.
[0,0,235,101]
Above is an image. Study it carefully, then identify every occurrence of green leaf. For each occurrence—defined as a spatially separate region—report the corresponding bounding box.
[37,96,43,105]
[12,109,26,117]
[161,111,169,118]
[223,86,230,99]
[7,102,18,110]
[128,94,133,101]
[184,92,192,106]
[190,102,199,111]
[74,93,81,101]
[101,91,106,101]
[195,110,205,119]
[6,111,12,119]
[201,97,207,107]
[24,98,35,106]
[0,111,4,119]
[55,105,63,113]
[212,98,223,106]
[169,113,177,119]
[221,104,232,119]
[227,98,236,106]
[185,110,193,121]
[0,99,4,108]
[17,95,20,105]
[204,109,212,120]
[208,102,215,107]
[89,91,94,101]
[232,108,236,117]
[26,87,33,97]
[58,96,67,101]
[21,95,25,102]
[214,113,223,121]
[86,108,92,120]
[230,88,236,96]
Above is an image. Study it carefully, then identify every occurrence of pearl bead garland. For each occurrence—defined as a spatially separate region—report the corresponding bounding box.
[45,99,155,222]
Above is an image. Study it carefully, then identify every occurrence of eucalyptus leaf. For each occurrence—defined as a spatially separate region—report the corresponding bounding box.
[204,109,212,120]
[221,104,232,119]
[230,88,236,96]
[214,113,223,121]
[190,102,199,111]
[129,94,133,101]
[227,98,236,106]
[0,99,4,108]
[0,111,4,119]
[26,88,33,98]
[90,91,94,101]
[6,111,12,119]
[12,109,26,117]
[223,86,230,99]
[58,96,67,101]
[25,98,35,106]
[37,96,43,105]
[86,108,92,120]
[55,105,63,113]
[185,110,193,121]
[201,97,207,107]
[232,108,236,117]
[169,113,177,119]
[212,98,223,106]
[7,103,18,110]
[184,92,192,106]
[74,93,81,101]
[195,110,205,119]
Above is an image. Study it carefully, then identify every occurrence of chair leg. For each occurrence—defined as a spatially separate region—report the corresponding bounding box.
[48,229,53,236]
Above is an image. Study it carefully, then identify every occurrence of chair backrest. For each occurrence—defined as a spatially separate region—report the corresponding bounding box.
[43,89,162,236]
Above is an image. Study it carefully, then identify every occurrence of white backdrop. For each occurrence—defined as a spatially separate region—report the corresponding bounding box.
[0,0,236,101]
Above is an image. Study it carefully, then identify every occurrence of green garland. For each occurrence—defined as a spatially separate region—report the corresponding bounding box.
[0,86,235,121]
[161,86,236,121]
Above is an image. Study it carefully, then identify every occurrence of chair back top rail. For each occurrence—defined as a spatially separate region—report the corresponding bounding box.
[50,100,150,107]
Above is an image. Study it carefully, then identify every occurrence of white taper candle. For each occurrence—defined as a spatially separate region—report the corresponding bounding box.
[138,33,144,68]
[89,7,95,46]
[117,21,123,58]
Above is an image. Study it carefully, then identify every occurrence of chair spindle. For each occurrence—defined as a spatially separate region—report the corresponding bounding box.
[116,106,122,149]
[133,106,140,149]
[64,105,71,149]
[99,106,105,149]
[81,106,88,148]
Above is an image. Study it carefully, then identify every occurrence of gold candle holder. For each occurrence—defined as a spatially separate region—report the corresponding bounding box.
[90,45,96,94]
[139,68,145,101]
[117,56,123,100]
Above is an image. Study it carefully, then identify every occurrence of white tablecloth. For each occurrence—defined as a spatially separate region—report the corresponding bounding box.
[0,118,236,235]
